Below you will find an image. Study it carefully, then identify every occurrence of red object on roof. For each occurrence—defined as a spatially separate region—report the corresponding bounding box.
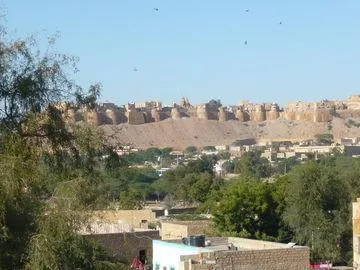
[309,262,332,269]
[131,257,144,270]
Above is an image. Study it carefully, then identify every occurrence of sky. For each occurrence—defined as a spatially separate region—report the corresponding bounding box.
[2,0,360,106]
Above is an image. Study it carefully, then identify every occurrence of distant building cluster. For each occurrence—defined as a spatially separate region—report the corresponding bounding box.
[261,142,360,163]
[56,95,360,126]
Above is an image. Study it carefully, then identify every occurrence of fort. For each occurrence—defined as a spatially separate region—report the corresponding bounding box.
[57,95,360,126]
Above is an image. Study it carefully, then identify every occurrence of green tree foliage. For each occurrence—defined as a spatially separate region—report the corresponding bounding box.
[123,147,173,165]
[231,140,244,146]
[203,155,360,264]
[118,188,144,210]
[234,151,272,179]
[223,160,235,173]
[203,145,216,151]
[283,158,354,263]
[207,99,222,109]
[152,156,220,203]
[218,151,231,160]
[184,146,197,155]
[273,157,299,175]
[345,119,360,128]
[188,173,214,203]
[315,133,334,145]
[104,167,159,203]
[0,28,124,268]
[212,179,286,240]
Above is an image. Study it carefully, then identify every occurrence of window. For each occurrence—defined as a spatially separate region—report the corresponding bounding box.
[139,249,146,264]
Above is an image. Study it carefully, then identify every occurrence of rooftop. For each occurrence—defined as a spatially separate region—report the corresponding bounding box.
[163,236,307,253]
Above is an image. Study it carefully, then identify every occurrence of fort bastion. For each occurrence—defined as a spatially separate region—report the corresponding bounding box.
[58,95,360,126]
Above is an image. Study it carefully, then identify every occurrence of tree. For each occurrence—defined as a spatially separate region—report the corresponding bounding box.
[0,27,123,268]
[315,133,334,145]
[284,159,352,263]
[212,179,283,240]
[188,173,213,203]
[151,156,219,204]
[104,167,159,203]
[234,151,272,179]
[218,151,231,160]
[118,188,143,210]
[184,146,197,155]
[203,145,216,151]
[123,147,173,165]
[151,179,168,201]
[207,99,222,109]
[273,157,299,175]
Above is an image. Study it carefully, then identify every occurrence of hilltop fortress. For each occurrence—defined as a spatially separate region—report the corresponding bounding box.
[57,95,360,126]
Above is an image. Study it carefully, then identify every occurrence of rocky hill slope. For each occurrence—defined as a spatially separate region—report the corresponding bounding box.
[101,117,360,150]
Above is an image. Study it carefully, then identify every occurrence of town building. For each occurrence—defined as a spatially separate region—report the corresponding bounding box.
[353,198,360,269]
[78,210,160,267]
[88,230,160,266]
[213,159,228,177]
[152,236,309,270]
[215,145,228,151]
[160,220,215,240]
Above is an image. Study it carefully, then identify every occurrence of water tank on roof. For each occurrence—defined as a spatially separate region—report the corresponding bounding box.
[189,235,205,247]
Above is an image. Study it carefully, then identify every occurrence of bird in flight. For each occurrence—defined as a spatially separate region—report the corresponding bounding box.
[245,9,250,12]
[244,40,248,45]
[153,8,159,11]
[133,68,138,72]
[279,21,283,25]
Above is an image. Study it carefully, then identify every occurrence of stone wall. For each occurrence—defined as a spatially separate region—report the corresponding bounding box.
[182,247,309,270]
[353,198,360,267]
[86,230,160,263]
[62,106,127,125]
[104,109,124,124]
[151,108,161,122]
[161,222,187,240]
[152,207,197,218]
[218,107,228,121]
[59,96,360,127]
[91,210,156,229]
[267,105,280,120]
[236,109,250,122]
[127,109,146,125]
[196,104,208,120]
[228,237,291,249]
[196,104,220,120]
[171,107,181,119]
[86,110,100,125]
[348,95,360,110]
[161,220,215,240]
[80,221,133,235]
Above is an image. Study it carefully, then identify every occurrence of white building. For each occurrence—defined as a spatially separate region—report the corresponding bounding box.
[152,237,309,270]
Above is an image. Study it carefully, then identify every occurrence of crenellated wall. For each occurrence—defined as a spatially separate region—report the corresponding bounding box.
[251,105,266,122]
[151,108,161,122]
[57,95,360,126]
[218,107,228,121]
[171,107,181,120]
[127,109,146,125]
